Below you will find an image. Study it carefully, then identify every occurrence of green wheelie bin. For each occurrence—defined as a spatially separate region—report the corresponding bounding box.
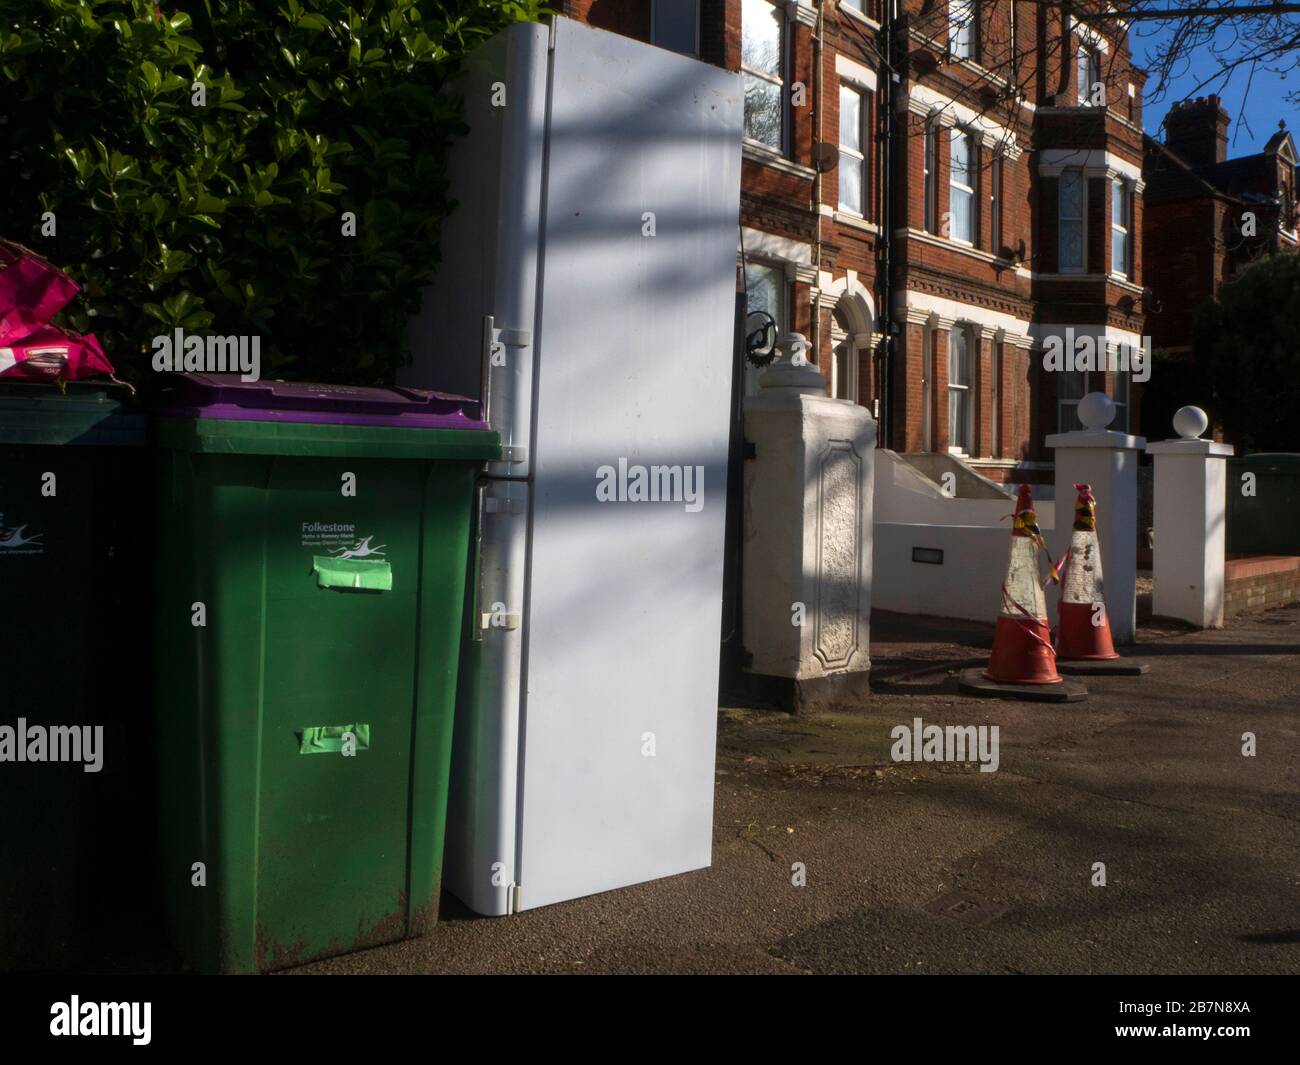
[150,374,499,973]
[0,380,153,972]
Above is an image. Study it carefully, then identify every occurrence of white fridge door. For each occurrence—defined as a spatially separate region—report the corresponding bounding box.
[400,21,547,480]
[444,478,529,916]
[516,19,743,911]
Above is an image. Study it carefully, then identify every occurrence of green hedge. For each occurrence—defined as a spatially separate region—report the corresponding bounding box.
[1,0,546,382]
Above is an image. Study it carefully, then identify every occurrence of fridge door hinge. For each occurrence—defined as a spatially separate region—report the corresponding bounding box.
[481,315,532,426]
[484,496,526,515]
[480,607,522,632]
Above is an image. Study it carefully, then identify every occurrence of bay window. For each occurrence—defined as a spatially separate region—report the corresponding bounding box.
[948,325,974,453]
[949,129,975,244]
[1111,178,1131,277]
[1059,168,1085,272]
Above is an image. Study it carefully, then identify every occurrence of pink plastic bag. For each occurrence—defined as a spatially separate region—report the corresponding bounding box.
[0,323,115,382]
[0,240,118,383]
[0,241,78,331]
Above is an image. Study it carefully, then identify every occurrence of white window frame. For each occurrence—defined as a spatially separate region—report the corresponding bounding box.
[949,0,975,61]
[1058,168,1086,273]
[949,128,976,245]
[1056,367,1092,433]
[741,0,789,155]
[830,329,857,402]
[651,0,700,57]
[989,151,1002,252]
[838,83,868,216]
[1281,171,1297,237]
[1110,178,1131,278]
[1077,46,1102,107]
[1113,362,1130,431]
[923,122,938,233]
[989,338,1000,457]
[742,259,789,396]
[948,324,974,454]
[922,325,934,451]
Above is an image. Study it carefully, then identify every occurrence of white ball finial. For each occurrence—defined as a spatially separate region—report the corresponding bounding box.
[1077,391,1116,430]
[1173,405,1209,440]
[778,331,809,365]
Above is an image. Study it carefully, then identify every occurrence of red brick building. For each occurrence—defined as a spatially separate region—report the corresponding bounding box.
[560,0,1148,481]
[1142,97,1299,357]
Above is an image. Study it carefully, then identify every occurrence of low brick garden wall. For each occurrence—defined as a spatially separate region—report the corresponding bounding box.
[1224,556,1300,618]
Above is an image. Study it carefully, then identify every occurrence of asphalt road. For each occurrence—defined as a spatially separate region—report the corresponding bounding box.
[286,604,1300,975]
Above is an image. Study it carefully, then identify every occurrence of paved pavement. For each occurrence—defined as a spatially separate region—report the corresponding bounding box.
[286,604,1300,975]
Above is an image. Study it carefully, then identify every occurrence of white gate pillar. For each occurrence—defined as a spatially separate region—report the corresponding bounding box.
[1046,392,1145,644]
[1146,407,1234,628]
[742,333,876,712]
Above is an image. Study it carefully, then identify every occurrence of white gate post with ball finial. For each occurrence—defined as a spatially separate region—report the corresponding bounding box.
[1045,392,1146,644]
[1145,406,1235,628]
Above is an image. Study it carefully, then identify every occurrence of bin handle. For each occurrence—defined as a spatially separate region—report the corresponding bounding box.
[296,723,370,754]
[469,480,486,642]
[313,556,392,591]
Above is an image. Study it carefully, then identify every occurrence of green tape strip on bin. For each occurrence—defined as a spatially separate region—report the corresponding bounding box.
[312,556,392,591]
[297,723,370,754]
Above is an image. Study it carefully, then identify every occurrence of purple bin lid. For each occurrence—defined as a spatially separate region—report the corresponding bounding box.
[151,373,489,430]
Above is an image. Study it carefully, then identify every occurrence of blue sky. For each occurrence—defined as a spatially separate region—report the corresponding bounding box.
[1133,21,1300,153]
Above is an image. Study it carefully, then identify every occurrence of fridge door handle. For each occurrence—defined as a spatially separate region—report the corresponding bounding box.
[470,479,487,643]
[470,483,526,642]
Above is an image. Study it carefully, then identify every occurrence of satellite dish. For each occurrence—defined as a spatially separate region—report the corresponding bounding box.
[812,142,839,173]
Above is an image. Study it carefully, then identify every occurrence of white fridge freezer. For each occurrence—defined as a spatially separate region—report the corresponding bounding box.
[401,17,743,915]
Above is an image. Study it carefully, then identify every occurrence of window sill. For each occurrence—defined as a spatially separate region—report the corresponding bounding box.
[837,2,881,30]
[895,228,1029,273]
[743,140,816,181]
[833,211,880,234]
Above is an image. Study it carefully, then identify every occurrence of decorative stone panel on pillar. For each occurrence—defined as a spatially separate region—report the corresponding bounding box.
[1046,392,1145,644]
[1145,406,1234,628]
[742,333,876,713]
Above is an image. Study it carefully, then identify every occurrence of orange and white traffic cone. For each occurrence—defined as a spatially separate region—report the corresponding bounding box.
[1054,484,1119,661]
[1053,484,1149,676]
[985,484,1061,684]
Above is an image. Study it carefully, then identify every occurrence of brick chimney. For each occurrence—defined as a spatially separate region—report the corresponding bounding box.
[1164,95,1229,168]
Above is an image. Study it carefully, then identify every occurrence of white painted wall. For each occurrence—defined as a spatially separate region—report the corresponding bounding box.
[873,522,1046,622]
[874,450,1055,528]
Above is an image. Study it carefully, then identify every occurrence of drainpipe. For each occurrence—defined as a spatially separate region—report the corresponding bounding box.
[812,0,824,376]
[877,0,896,448]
